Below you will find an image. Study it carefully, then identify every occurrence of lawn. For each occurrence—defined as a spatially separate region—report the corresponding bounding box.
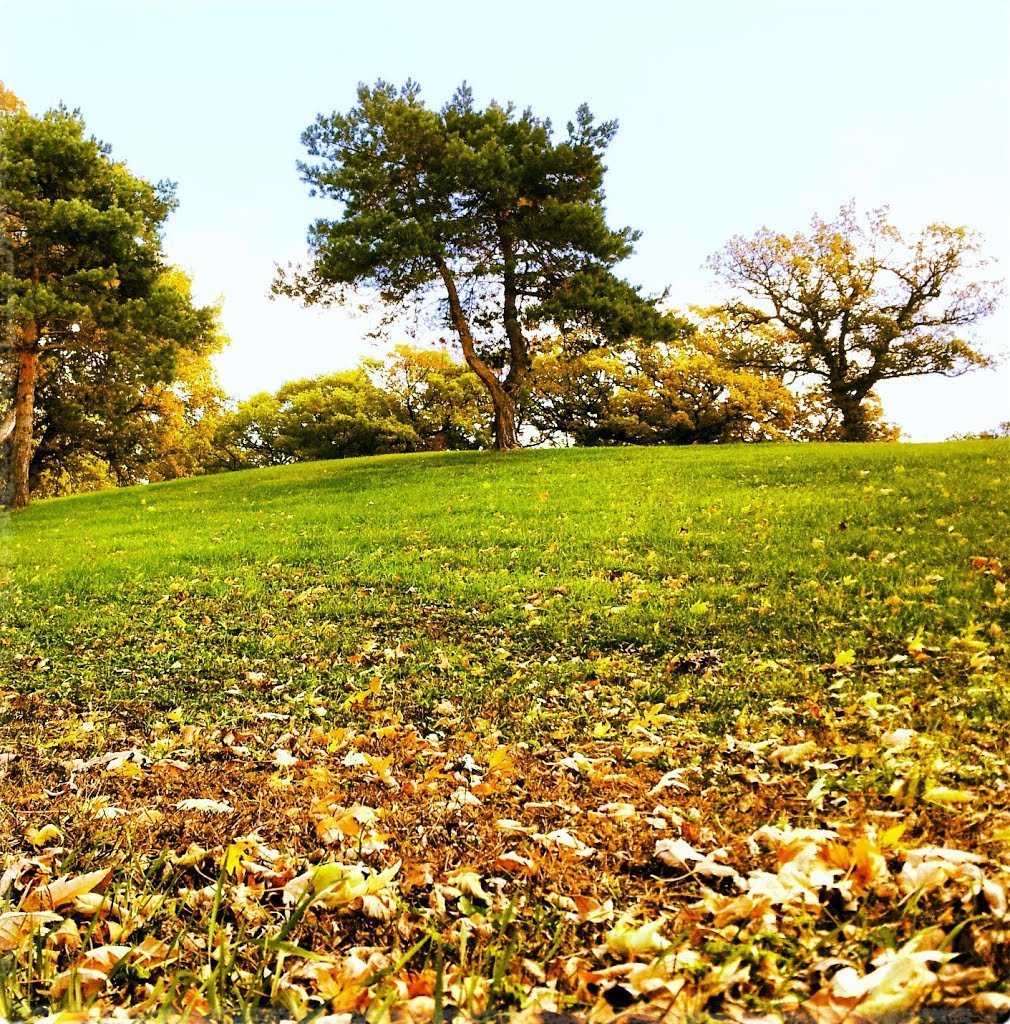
[1,441,1008,1023]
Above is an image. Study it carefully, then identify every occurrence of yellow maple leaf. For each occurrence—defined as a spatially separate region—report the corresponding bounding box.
[831,649,856,670]
[25,824,62,847]
[878,822,907,848]
[223,839,257,877]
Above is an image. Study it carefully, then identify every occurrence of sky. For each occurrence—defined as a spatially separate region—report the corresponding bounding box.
[3,0,1009,441]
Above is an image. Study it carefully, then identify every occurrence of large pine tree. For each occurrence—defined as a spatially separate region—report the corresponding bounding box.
[275,81,684,450]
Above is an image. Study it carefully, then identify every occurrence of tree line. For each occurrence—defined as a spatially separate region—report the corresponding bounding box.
[214,334,902,476]
[1,80,1000,507]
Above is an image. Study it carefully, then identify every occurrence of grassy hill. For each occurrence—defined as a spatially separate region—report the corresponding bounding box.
[2,442,1009,1022]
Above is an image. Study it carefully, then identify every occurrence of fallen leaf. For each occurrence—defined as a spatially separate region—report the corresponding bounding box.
[770,740,819,765]
[570,894,614,923]
[49,967,109,1000]
[648,769,691,794]
[0,911,63,950]
[20,868,113,912]
[496,851,537,875]
[830,649,855,670]
[921,786,975,805]
[591,802,637,820]
[445,868,491,902]
[176,798,234,813]
[535,828,596,859]
[804,937,952,1023]
[284,859,400,909]
[25,824,63,847]
[79,944,132,974]
[606,916,667,958]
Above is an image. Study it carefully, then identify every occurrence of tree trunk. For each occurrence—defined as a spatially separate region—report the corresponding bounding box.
[437,263,522,451]
[500,239,531,393]
[493,392,519,450]
[834,391,872,442]
[10,336,39,510]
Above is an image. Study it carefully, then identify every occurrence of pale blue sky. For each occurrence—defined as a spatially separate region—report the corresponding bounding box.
[4,0,1008,440]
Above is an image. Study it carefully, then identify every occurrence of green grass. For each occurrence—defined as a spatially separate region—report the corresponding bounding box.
[5,442,1007,734]
[1,440,1009,1022]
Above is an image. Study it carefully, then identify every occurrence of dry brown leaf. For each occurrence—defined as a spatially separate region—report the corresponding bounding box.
[496,851,537,876]
[51,918,82,951]
[591,802,638,820]
[176,797,234,813]
[898,846,985,896]
[655,838,742,884]
[72,891,120,917]
[19,867,113,912]
[570,893,614,923]
[496,818,534,833]
[445,868,492,901]
[802,938,951,1024]
[49,966,110,1000]
[134,935,173,964]
[969,991,1010,1017]
[937,962,997,997]
[535,828,596,859]
[0,911,62,950]
[78,944,132,974]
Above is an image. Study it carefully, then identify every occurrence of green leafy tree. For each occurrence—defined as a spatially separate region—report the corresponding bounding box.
[28,270,229,493]
[1,106,220,507]
[275,80,680,450]
[212,391,286,469]
[707,203,1001,441]
[213,368,417,469]
[30,346,225,495]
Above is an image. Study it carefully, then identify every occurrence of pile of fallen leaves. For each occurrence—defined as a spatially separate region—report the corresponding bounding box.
[3,673,1010,1024]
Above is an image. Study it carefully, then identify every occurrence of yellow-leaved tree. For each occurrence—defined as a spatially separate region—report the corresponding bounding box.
[707,203,1001,441]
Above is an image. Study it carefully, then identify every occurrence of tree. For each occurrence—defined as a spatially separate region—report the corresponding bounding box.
[707,203,1001,441]
[786,387,900,443]
[275,80,680,450]
[525,332,797,446]
[24,269,229,494]
[28,341,207,495]
[948,421,1010,441]
[212,390,287,469]
[600,337,797,445]
[30,347,230,495]
[139,348,231,483]
[1,106,220,507]
[0,80,25,115]
[367,344,492,450]
[522,342,625,445]
[213,369,418,469]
